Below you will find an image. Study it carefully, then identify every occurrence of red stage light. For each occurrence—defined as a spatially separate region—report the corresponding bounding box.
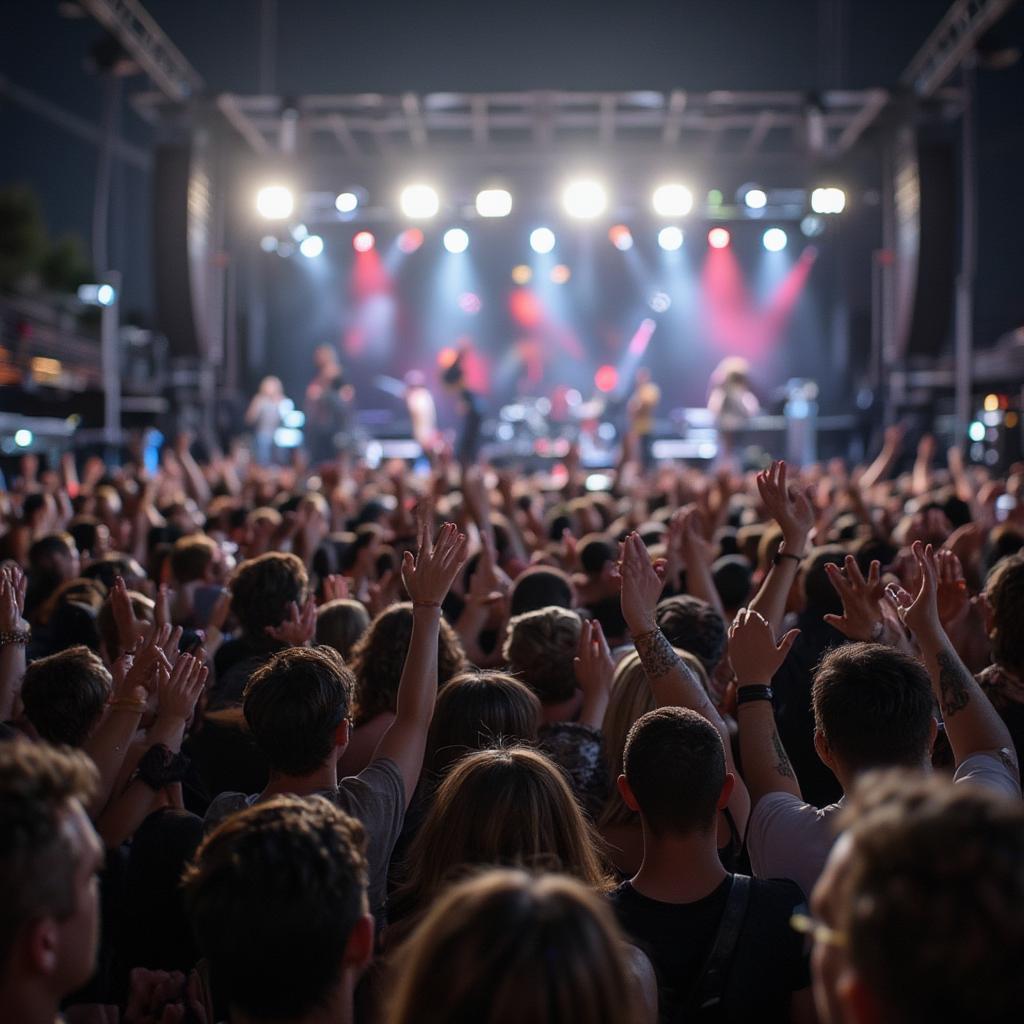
[353,231,375,252]
[707,227,730,249]
[397,228,423,253]
[594,365,618,393]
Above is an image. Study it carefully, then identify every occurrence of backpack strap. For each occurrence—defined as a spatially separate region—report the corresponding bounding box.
[685,874,752,1016]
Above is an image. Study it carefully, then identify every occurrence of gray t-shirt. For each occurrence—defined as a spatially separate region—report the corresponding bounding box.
[205,758,405,921]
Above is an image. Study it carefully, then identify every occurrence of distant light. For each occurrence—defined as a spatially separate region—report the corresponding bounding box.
[459,292,482,314]
[983,393,1000,412]
[400,184,440,219]
[550,264,571,284]
[95,284,116,306]
[652,184,693,217]
[609,225,633,251]
[565,389,582,407]
[443,228,469,253]
[256,185,294,220]
[811,187,846,214]
[968,420,986,442]
[299,234,324,258]
[800,214,825,237]
[260,235,278,253]
[511,264,533,284]
[396,228,423,254]
[657,226,684,251]
[562,180,607,219]
[1006,412,1019,428]
[530,227,556,254]
[597,421,616,441]
[707,189,724,207]
[335,192,358,213]
[708,227,731,249]
[475,189,512,218]
[762,227,788,252]
[13,429,32,448]
[594,365,619,393]
[649,292,671,313]
[291,223,308,241]
[744,188,767,210]
[352,231,375,252]
[585,473,613,491]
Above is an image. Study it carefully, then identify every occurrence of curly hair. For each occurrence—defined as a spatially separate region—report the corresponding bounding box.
[348,603,466,726]
[986,553,1024,675]
[230,552,308,640]
[502,606,582,705]
[834,770,1024,1023]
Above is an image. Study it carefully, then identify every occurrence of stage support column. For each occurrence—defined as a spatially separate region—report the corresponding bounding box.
[101,270,122,464]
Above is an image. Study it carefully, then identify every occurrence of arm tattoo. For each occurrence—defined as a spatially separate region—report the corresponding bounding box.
[935,649,970,719]
[633,627,683,680]
[771,731,795,779]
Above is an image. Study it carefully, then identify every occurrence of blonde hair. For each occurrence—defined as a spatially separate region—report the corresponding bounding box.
[392,747,612,926]
[386,869,642,1024]
[598,648,711,830]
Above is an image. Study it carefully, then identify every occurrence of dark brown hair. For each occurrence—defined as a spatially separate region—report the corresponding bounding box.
[230,552,308,639]
[22,646,111,747]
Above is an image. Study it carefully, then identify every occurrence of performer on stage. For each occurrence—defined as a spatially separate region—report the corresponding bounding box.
[404,370,439,459]
[245,375,288,465]
[707,356,760,466]
[627,367,661,469]
[441,344,484,469]
[305,344,355,463]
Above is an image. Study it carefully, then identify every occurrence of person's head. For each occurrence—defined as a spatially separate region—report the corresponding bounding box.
[315,598,370,662]
[81,554,146,592]
[502,606,582,705]
[800,546,846,617]
[811,643,936,787]
[711,554,753,613]
[243,646,353,777]
[425,671,541,776]
[810,770,1024,1024]
[654,595,726,675]
[985,552,1024,674]
[348,603,465,726]
[258,375,283,398]
[169,533,222,585]
[183,795,372,1022]
[0,741,102,1007]
[313,344,338,371]
[230,552,308,641]
[21,647,111,747]
[67,517,110,561]
[508,565,573,617]
[28,533,80,589]
[387,869,639,1024]
[397,747,610,914]
[578,534,615,577]
[619,707,731,839]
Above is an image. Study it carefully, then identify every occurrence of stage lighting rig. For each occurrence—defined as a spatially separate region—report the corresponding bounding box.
[652,184,693,217]
[657,226,683,251]
[562,180,607,219]
[475,189,512,217]
[400,184,440,219]
[256,185,294,220]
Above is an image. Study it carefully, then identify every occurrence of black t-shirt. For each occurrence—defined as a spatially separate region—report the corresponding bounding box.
[609,875,809,1024]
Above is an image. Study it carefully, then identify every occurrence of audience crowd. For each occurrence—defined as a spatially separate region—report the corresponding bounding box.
[1,428,1023,1023]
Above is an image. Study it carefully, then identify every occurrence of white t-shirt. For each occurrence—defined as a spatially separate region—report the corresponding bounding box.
[747,749,1021,898]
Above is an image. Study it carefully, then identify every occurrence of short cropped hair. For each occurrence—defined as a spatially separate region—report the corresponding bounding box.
[170,533,219,584]
[835,771,1024,1023]
[183,795,368,1020]
[623,707,725,836]
[811,643,935,773]
[503,606,582,704]
[655,595,726,674]
[509,566,573,617]
[230,552,308,639]
[243,646,353,776]
[22,646,111,747]
[0,741,98,970]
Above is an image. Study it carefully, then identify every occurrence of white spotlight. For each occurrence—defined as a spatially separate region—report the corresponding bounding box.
[800,214,825,237]
[475,189,512,218]
[811,187,846,214]
[744,188,767,210]
[562,180,607,219]
[335,192,358,213]
[652,184,693,218]
[529,227,556,254]
[657,226,684,251]
[299,234,324,258]
[400,184,440,219]
[443,228,469,254]
[95,284,116,306]
[256,185,294,220]
[260,235,278,253]
[14,429,33,448]
[762,227,788,252]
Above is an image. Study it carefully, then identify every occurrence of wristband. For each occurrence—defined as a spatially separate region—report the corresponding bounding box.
[772,551,803,567]
[134,744,191,790]
[0,629,31,646]
[109,698,147,714]
[736,685,774,706]
[413,601,442,608]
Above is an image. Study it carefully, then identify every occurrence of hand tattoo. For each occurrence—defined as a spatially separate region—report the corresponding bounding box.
[935,649,970,719]
[771,731,795,779]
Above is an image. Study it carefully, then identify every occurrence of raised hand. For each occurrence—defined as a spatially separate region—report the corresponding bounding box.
[156,651,207,723]
[265,595,316,646]
[401,507,468,607]
[727,607,800,684]
[885,541,942,642]
[618,532,667,635]
[670,506,714,571]
[0,564,28,633]
[321,574,350,604]
[112,639,170,704]
[367,568,401,618]
[934,548,969,627]
[756,460,813,551]
[573,618,614,700]
[823,555,885,641]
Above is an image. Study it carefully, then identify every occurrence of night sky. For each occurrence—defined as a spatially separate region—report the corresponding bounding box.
[2,1,1023,341]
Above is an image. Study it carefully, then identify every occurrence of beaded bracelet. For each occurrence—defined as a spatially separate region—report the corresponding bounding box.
[0,629,31,646]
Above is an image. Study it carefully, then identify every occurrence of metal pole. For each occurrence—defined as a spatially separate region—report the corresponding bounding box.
[101,270,122,464]
[954,56,977,448]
